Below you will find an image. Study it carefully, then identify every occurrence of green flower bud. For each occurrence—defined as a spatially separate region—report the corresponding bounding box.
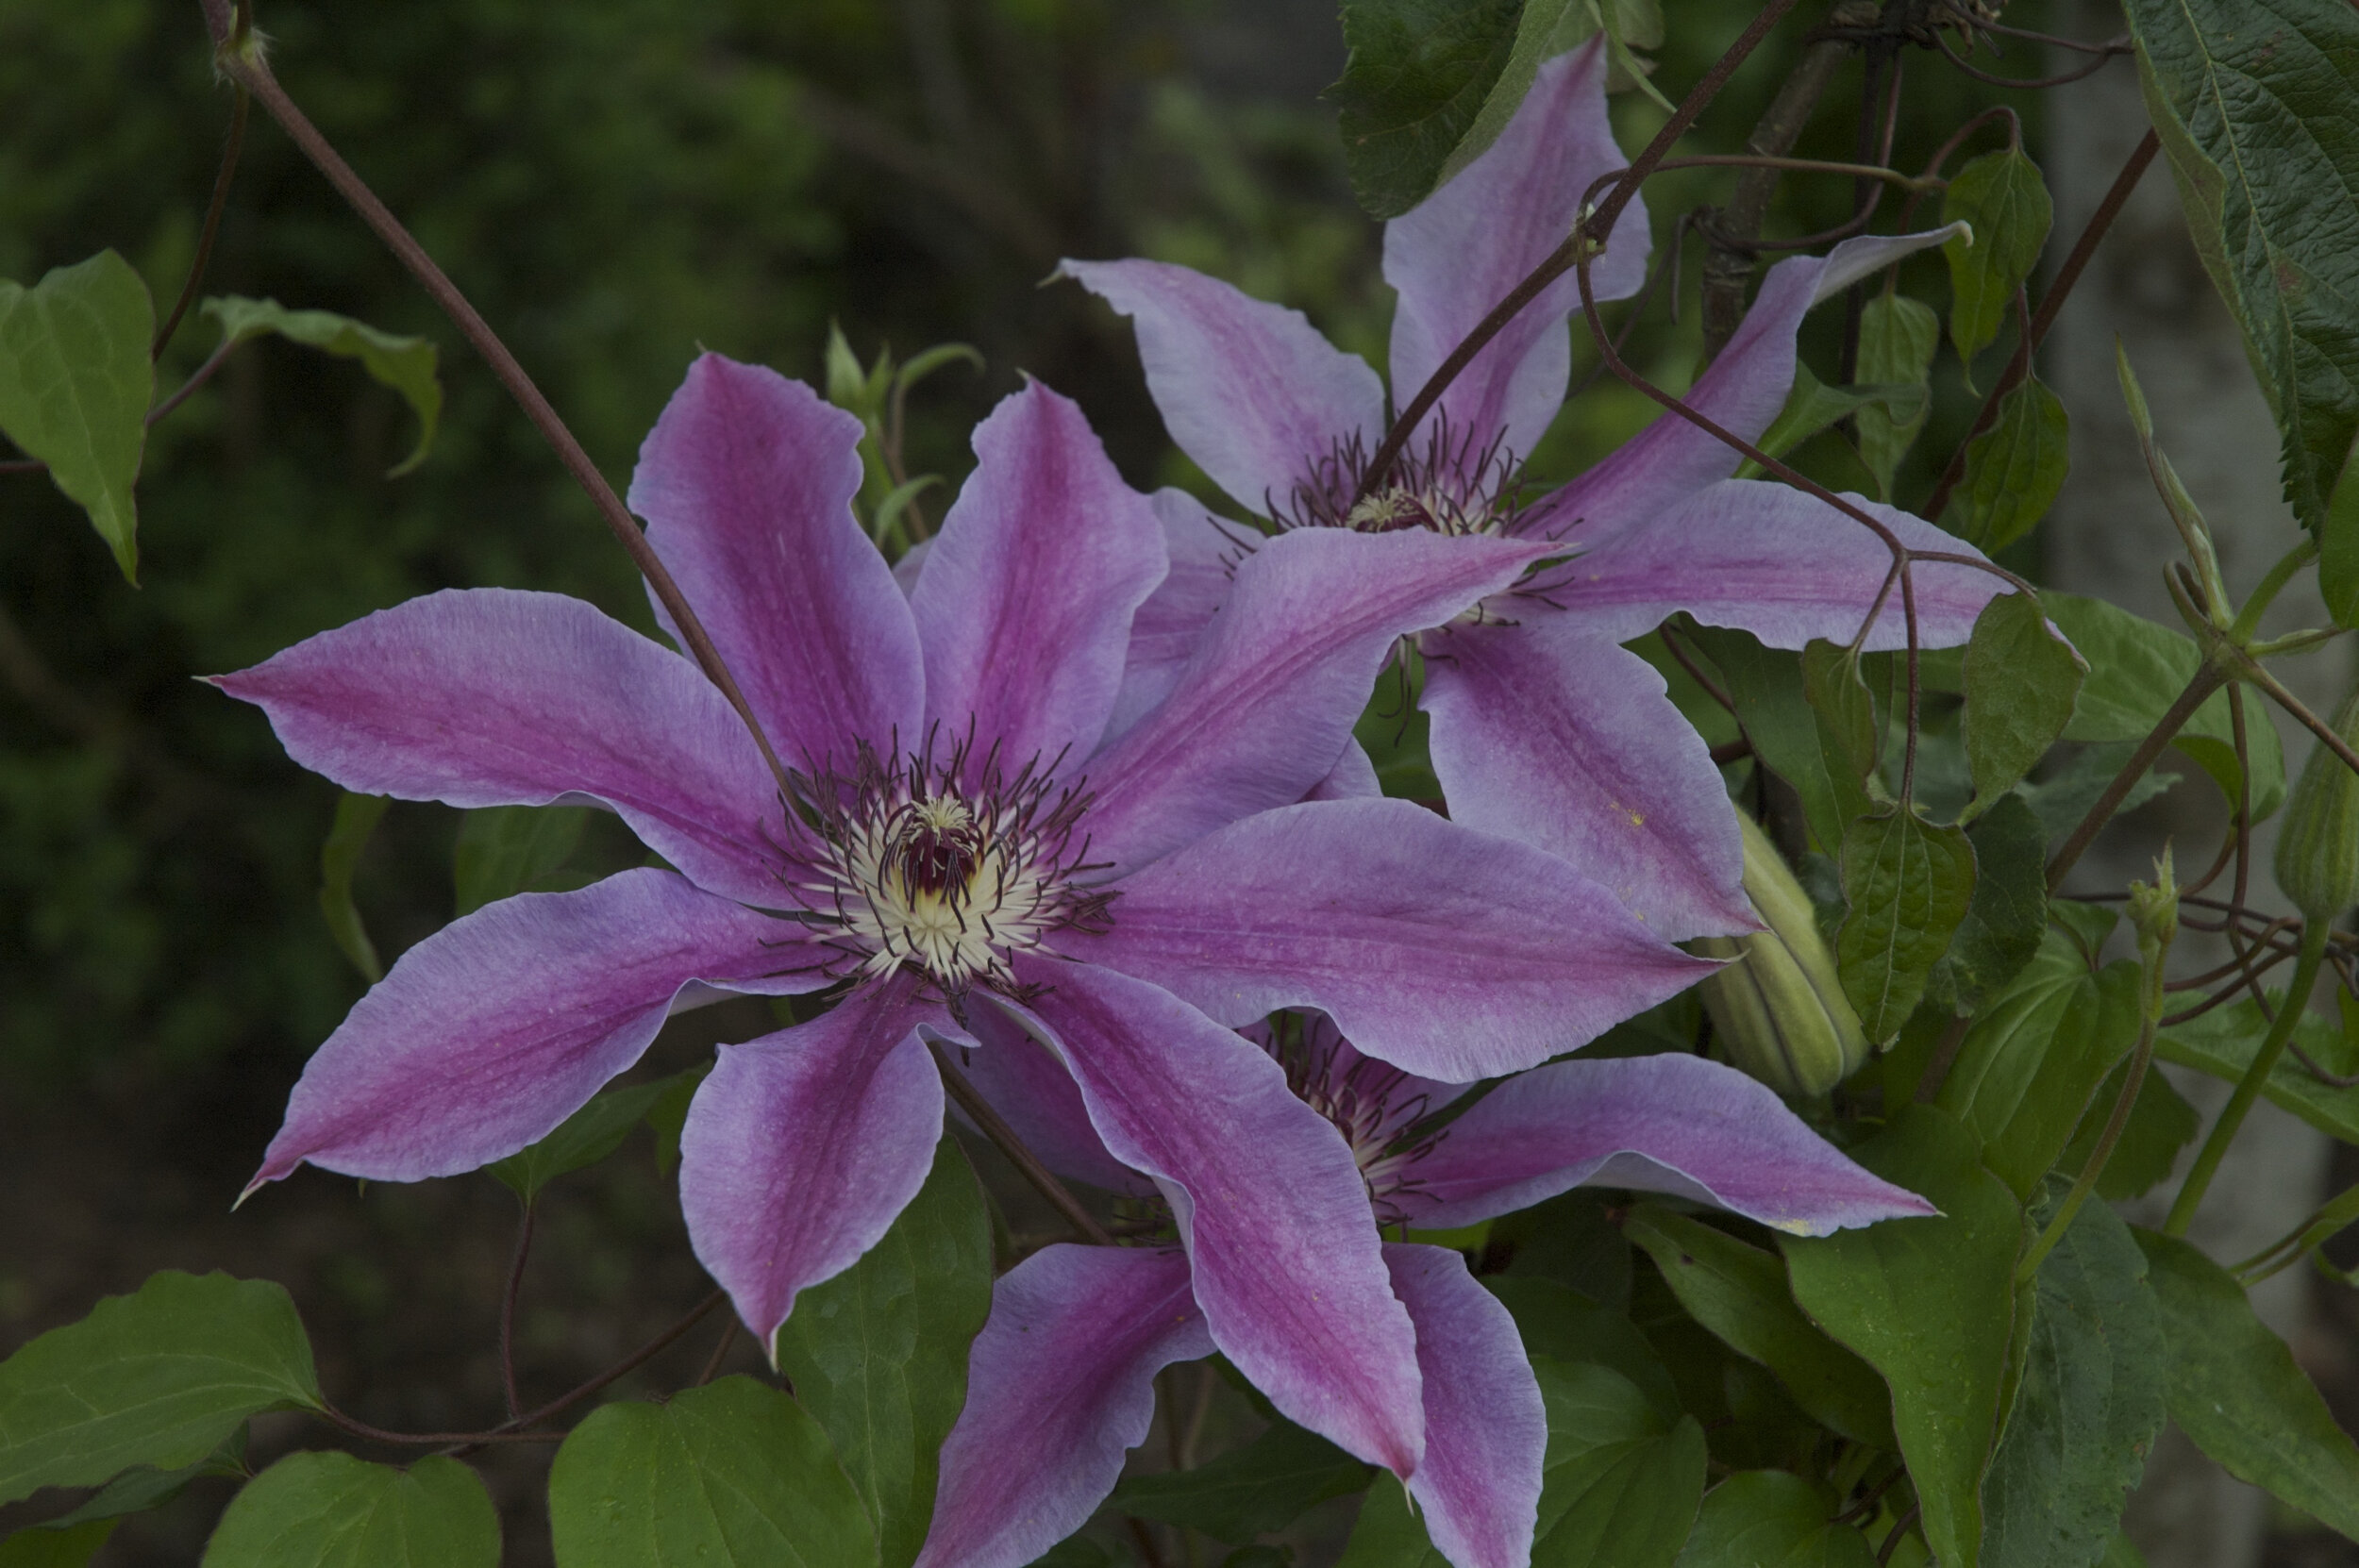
[1695,810,1872,1099]
[2276,682,2359,925]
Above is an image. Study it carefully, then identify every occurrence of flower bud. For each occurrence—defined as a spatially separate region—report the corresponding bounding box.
[2276,682,2359,925]
[1694,810,1872,1099]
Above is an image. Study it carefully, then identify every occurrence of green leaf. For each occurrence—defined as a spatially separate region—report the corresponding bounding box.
[1835,809,1978,1042]
[1329,0,1523,218]
[1624,1205,1895,1449]
[200,1453,497,1568]
[2123,0,2359,543]
[0,1271,321,1507]
[1926,793,2049,1016]
[1964,593,2087,811]
[1481,1276,1680,1423]
[2134,1227,2359,1538]
[1857,294,1942,499]
[1803,640,1880,789]
[1113,1421,1373,1541]
[1529,1359,1706,1568]
[1674,1471,1878,1568]
[775,1135,991,1568]
[0,251,155,581]
[0,1522,114,1568]
[2321,436,2359,627]
[1028,1541,1115,1568]
[1784,1104,2023,1568]
[2044,592,2285,820]
[2017,742,2179,845]
[1339,1359,1704,1568]
[27,1426,247,1534]
[454,803,593,917]
[549,1376,878,1568]
[1981,1186,2167,1568]
[2156,990,2359,1144]
[485,1064,704,1203]
[1686,627,1865,852]
[1940,150,2053,374]
[646,1063,708,1178]
[1937,926,2144,1199]
[2062,1058,2200,1201]
[1429,0,1664,192]
[1735,366,1930,479]
[200,296,443,475]
[1949,375,2070,552]
[318,792,390,984]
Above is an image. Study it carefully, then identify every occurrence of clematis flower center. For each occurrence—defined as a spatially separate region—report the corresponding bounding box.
[1263,1012,1447,1226]
[1281,418,1522,540]
[787,737,1112,1002]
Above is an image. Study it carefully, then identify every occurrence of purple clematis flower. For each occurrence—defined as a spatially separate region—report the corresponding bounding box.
[919,1011,1932,1568]
[210,356,1714,1476]
[1062,35,2007,942]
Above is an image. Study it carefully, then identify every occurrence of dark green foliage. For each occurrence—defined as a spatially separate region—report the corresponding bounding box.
[775,1136,993,1568]
[199,1452,498,1568]
[0,1272,318,1506]
[1835,809,1977,1043]
[547,1376,878,1567]
[1329,0,1523,218]
[1112,1421,1373,1542]
[1980,1187,2165,1568]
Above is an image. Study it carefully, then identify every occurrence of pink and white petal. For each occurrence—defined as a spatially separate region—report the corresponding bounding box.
[629,353,925,770]
[1548,479,2005,649]
[1071,799,1713,1082]
[249,869,825,1192]
[210,588,790,909]
[911,383,1167,770]
[1081,527,1553,875]
[915,1245,1211,1568]
[678,974,946,1348]
[1421,617,1751,941]
[1105,489,1248,743]
[1384,38,1648,466]
[1060,258,1385,516]
[1015,959,1425,1477]
[1527,226,1962,543]
[945,1001,1149,1195]
[1398,1053,1935,1235]
[1386,1244,1546,1568]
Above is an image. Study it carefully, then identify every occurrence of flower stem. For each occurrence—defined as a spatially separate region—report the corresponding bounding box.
[499,1202,535,1422]
[2229,539,2320,643]
[2165,923,2331,1236]
[153,87,248,359]
[2045,660,2230,892]
[928,1035,1113,1245]
[214,42,796,797]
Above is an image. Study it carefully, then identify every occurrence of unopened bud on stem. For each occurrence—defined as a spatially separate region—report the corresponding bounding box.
[1694,809,1870,1099]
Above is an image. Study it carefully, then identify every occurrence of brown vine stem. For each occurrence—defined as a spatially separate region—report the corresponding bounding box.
[2244,658,2359,783]
[1919,128,2159,522]
[930,1036,1113,1246]
[1698,0,1877,357]
[1353,0,1805,503]
[211,39,795,797]
[2045,659,2229,891]
[499,1204,535,1423]
[154,88,249,358]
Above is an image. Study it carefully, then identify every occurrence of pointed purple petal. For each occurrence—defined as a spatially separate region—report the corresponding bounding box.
[251,869,822,1190]
[1308,737,1380,801]
[911,383,1167,770]
[1548,478,2005,649]
[1015,959,1425,1476]
[1080,528,1551,874]
[679,975,945,1346]
[210,588,789,908]
[1529,228,1960,541]
[1399,1053,1935,1235]
[1071,799,1714,1081]
[1384,38,1648,465]
[1105,489,1244,743]
[1059,259,1384,516]
[1422,618,1750,941]
[630,353,925,770]
[1386,1243,1546,1568]
[945,1002,1149,1195]
[915,1245,1210,1568]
